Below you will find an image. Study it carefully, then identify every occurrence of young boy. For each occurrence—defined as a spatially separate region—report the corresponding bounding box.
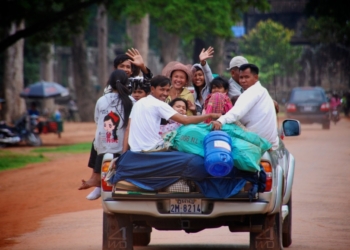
[123,75,221,152]
[130,77,151,101]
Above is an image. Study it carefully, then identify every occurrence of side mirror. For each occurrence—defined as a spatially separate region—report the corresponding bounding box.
[282,119,301,136]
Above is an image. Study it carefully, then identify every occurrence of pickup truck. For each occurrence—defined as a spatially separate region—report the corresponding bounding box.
[100,119,300,250]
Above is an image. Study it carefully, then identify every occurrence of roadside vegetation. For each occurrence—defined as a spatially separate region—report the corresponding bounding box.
[0,151,46,171]
[31,142,91,153]
[0,142,91,171]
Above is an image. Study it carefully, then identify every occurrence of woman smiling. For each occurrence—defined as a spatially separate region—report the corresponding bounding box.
[162,62,196,116]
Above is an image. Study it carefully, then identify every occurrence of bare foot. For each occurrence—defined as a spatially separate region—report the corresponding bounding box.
[78,178,100,190]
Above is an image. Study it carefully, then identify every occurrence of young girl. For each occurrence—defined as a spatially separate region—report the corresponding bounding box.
[159,98,188,136]
[79,70,133,193]
[84,49,152,200]
[192,46,215,114]
[202,77,233,123]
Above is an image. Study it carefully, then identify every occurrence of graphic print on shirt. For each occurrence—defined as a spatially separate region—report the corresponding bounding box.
[103,111,120,143]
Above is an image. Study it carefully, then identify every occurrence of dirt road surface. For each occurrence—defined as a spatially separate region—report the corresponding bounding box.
[1,119,350,250]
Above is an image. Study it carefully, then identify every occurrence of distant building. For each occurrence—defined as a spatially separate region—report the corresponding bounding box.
[244,0,309,45]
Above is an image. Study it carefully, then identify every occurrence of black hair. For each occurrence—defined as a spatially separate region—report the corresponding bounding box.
[209,76,229,93]
[133,85,150,94]
[107,69,133,129]
[168,97,188,111]
[131,78,151,94]
[103,113,120,140]
[150,75,171,88]
[193,66,204,102]
[239,63,259,75]
[113,54,140,77]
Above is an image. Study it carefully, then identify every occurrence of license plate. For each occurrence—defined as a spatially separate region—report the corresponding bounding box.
[170,199,201,214]
[303,106,313,111]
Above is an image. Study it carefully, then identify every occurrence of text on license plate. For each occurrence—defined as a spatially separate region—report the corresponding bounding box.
[303,106,313,111]
[170,199,201,214]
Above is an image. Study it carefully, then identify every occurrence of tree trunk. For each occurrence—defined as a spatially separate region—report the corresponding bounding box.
[192,38,206,64]
[97,4,108,93]
[4,21,26,124]
[40,43,55,116]
[211,37,225,75]
[71,33,95,122]
[126,14,150,65]
[158,28,179,66]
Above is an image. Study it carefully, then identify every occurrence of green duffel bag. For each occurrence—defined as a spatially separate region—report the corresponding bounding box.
[171,123,272,172]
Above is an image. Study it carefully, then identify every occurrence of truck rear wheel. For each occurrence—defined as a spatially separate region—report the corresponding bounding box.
[102,212,133,250]
[250,212,283,250]
[133,232,151,246]
[282,196,292,247]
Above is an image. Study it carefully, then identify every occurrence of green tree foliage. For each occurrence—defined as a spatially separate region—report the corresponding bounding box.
[305,0,350,49]
[107,0,270,41]
[0,0,103,52]
[239,20,302,85]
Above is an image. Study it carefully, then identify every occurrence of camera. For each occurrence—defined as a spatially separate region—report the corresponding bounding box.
[128,76,151,93]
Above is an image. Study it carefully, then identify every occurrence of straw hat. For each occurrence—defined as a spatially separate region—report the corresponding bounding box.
[162,61,192,86]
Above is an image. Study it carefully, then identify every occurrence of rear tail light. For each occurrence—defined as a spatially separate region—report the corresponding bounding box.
[286,103,296,112]
[101,161,113,191]
[261,161,272,192]
[320,102,330,112]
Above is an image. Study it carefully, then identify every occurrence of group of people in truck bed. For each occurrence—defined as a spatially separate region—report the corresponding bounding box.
[78,47,279,200]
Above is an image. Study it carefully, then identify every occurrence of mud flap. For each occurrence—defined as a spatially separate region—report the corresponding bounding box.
[250,213,283,250]
[103,212,133,250]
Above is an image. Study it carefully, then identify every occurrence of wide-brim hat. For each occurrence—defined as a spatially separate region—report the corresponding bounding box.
[162,61,192,86]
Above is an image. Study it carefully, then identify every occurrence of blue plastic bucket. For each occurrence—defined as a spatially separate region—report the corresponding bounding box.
[203,131,233,177]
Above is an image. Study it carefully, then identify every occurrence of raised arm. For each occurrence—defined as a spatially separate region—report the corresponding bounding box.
[126,48,150,76]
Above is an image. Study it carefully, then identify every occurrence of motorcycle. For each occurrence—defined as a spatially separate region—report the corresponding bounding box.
[330,107,340,124]
[0,115,42,147]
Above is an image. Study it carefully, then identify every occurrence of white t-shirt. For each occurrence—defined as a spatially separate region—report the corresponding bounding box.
[218,81,279,150]
[129,95,177,151]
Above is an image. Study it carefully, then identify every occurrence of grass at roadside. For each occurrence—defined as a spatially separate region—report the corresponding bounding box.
[31,142,91,154]
[0,142,91,172]
[0,151,46,171]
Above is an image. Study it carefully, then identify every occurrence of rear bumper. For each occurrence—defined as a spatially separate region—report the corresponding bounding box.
[102,192,274,218]
[286,113,328,124]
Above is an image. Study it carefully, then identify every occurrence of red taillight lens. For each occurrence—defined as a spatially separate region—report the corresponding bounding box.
[320,102,330,112]
[101,161,113,191]
[261,161,272,192]
[286,103,296,112]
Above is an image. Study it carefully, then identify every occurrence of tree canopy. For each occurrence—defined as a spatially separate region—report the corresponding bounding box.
[305,0,350,50]
[239,19,302,85]
[108,0,270,41]
[0,0,104,53]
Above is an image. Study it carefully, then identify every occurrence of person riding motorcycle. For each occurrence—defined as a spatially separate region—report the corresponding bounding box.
[330,93,341,123]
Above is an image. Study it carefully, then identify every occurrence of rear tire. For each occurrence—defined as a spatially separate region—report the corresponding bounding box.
[102,212,133,250]
[133,232,151,246]
[282,196,292,247]
[250,212,283,250]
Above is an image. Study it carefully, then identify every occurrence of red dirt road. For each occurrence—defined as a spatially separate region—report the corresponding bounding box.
[0,122,98,248]
[1,118,350,249]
